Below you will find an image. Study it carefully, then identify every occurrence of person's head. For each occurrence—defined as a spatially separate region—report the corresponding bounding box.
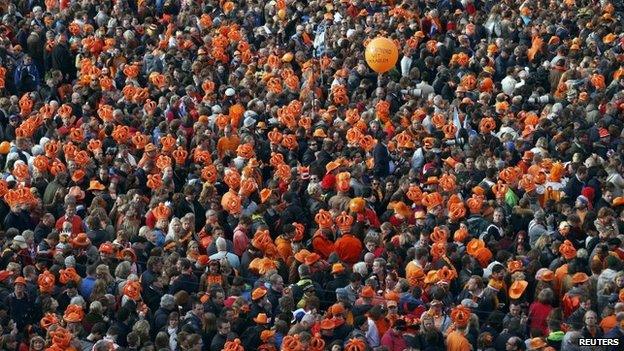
[537,288,553,304]
[506,336,524,351]
[584,310,598,327]
[216,318,230,336]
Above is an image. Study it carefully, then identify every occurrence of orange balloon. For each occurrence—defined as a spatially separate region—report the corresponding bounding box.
[365,37,399,73]
[278,9,286,20]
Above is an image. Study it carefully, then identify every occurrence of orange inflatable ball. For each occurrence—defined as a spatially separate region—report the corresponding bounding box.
[278,9,286,20]
[0,141,10,154]
[365,37,399,73]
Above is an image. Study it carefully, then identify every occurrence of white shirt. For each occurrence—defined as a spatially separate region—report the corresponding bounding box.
[501,75,517,95]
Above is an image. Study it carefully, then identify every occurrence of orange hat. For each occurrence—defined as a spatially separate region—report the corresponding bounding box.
[466,239,485,256]
[252,287,267,300]
[430,227,448,243]
[536,269,554,282]
[40,313,59,330]
[466,195,483,214]
[38,270,56,293]
[422,192,443,210]
[331,263,346,274]
[330,303,346,316]
[528,338,547,350]
[474,247,493,267]
[349,198,366,214]
[294,249,311,263]
[613,197,624,207]
[304,252,321,266]
[63,304,85,323]
[360,286,375,298]
[320,318,335,330]
[344,338,366,351]
[152,203,172,220]
[507,260,524,273]
[509,280,528,299]
[253,313,269,324]
[14,276,26,285]
[325,161,340,173]
[260,330,276,343]
[571,272,589,284]
[453,227,469,243]
[59,267,81,285]
[335,211,354,233]
[223,339,244,351]
[450,305,471,328]
[71,233,91,248]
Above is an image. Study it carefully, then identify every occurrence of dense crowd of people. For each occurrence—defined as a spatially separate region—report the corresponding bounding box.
[0,0,624,350]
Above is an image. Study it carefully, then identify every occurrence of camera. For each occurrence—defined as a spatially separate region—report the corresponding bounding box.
[528,93,553,104]
[444,137,465,146]
[401,89,423,98]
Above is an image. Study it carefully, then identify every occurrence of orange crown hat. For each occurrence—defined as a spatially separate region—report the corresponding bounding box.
[282,335,304,350]
[438,266,457,283]
[40,312,59,330]
[315,209,333,229]
[335,211,354,233]
[50,326,73,348]
[509,280,528,299]
[430,242,447,261]
[450,305,471,328]
[439,173,457,192]
[344,338,366,351]
[293,248,309,262]
[466,195,484,214]
[223,338,244,351]
[152,203,172,220]
[123,280,142,301]
[492,181,509,199]
[454,227,469,243]
[422,192,443,210]
[507,260,524,273]
[308,334,325,351]
[63,304,85,323]
[430,226,448,243]
[37,270,56,294]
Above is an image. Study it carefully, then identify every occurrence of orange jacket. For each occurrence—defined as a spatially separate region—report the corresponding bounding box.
[312,231,335,259]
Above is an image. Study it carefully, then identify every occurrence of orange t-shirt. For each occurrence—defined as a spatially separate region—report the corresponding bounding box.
[312,231,335,259]
[446,330,472,351]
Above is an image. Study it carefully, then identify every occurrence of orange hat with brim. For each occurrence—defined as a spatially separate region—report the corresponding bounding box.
[509,280,528,299]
